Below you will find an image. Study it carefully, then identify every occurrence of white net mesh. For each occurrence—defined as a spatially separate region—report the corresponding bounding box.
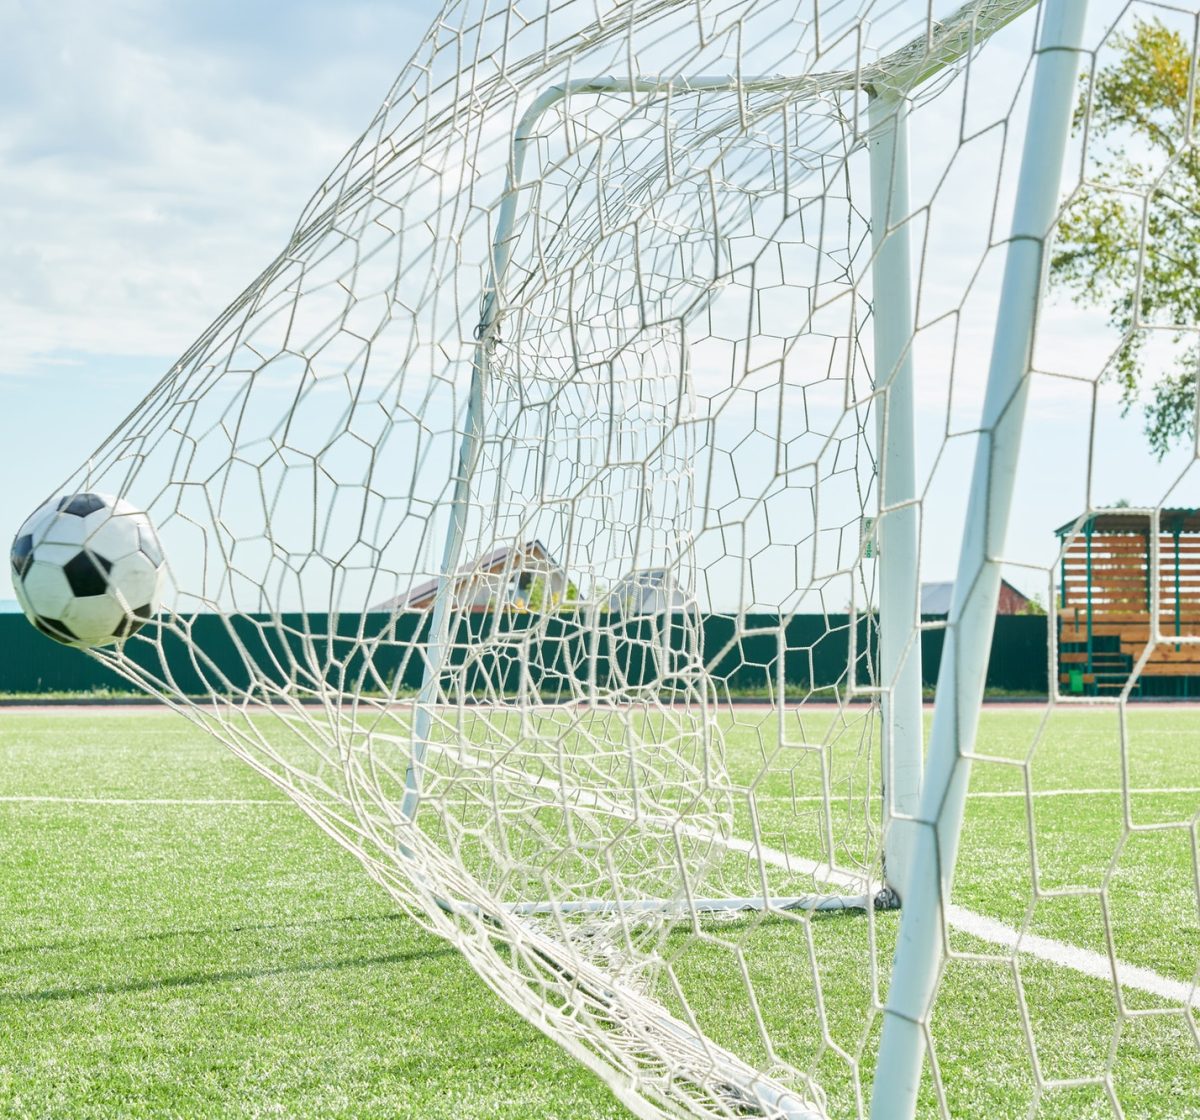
[25,0,1200,1115]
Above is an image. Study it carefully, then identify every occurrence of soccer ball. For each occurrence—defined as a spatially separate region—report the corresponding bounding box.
[10,493,166,648]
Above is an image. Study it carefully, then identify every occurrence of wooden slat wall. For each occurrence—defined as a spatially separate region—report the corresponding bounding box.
[1059,530,1200,681]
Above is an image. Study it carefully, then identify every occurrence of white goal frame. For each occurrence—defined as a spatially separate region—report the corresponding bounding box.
[405,0,1045,896]
[393,0,1088,1113]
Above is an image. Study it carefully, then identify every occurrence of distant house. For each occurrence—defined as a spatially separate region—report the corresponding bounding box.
[920,580,1032,617]
[371,540,568,614]
[606,568,692,616]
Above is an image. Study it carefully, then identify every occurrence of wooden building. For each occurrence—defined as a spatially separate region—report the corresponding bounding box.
[1056,509,1200,696]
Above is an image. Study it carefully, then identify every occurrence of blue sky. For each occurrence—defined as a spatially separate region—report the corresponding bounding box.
[2,0,1195,613]
[0,0,433,559]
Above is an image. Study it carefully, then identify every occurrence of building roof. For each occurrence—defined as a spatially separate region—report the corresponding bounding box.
[611,568,671,587]
[920,579,1030,616]
[370,540,559,613]
[1054,508,1200,537]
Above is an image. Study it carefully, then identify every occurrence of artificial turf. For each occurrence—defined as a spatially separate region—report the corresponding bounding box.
[0,707,1197,1118]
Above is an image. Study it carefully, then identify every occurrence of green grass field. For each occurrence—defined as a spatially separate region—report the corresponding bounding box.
[1,706,1197,1119]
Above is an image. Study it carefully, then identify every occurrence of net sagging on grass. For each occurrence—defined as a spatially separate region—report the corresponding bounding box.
[49,0,1200,1115]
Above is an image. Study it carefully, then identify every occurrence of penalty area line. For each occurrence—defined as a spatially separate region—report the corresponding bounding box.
[724,835,1200,1011]
[9,794,1194,1008]
[754,787,1200,804]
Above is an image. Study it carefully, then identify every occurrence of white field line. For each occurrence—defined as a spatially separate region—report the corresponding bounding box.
[940,906,1200,1009]
[5,788,1196,808]
[5,793,1195,1009]
[724,835,1200,1011]
[965,787,1200,798]
[754,787,1200,804]
[0,795,285,806]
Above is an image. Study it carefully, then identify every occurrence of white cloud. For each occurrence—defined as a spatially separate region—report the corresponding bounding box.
[0,0,430,376]
[0,0,436,560]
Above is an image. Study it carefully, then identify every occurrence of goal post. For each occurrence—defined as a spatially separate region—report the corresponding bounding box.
[22,0,1200,1115]
[874,0,1091,1108]
[867,89,922,908]
[406,0,1043,912]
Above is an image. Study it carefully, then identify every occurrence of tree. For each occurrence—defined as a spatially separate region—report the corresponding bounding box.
[1017,592,1048,617]
[523,576,580,612]
[1049,19,1199,459]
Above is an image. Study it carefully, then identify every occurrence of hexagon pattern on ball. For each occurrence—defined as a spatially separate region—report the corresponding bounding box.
[9,492,167,648]
[10,535,33,579]
[57,492,108,518]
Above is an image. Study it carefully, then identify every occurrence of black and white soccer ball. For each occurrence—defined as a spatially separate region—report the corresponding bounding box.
[10,493,166,648]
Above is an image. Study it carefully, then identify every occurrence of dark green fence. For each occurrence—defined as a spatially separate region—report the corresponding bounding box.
[922,616,1050,694]
[0,611,1050,696]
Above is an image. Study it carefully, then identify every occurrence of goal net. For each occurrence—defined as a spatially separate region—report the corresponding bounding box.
[39,0,1200,1114]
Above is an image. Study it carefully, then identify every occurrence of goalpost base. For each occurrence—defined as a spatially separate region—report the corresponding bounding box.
[510,889,900,917]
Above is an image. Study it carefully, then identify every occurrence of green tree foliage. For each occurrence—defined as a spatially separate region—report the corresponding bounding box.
[1050,19,1199,458]
[524,576,579,611]
[1017,593,1048,617]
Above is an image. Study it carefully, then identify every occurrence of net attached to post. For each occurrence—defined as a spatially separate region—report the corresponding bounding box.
[35,0,1200,1116]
